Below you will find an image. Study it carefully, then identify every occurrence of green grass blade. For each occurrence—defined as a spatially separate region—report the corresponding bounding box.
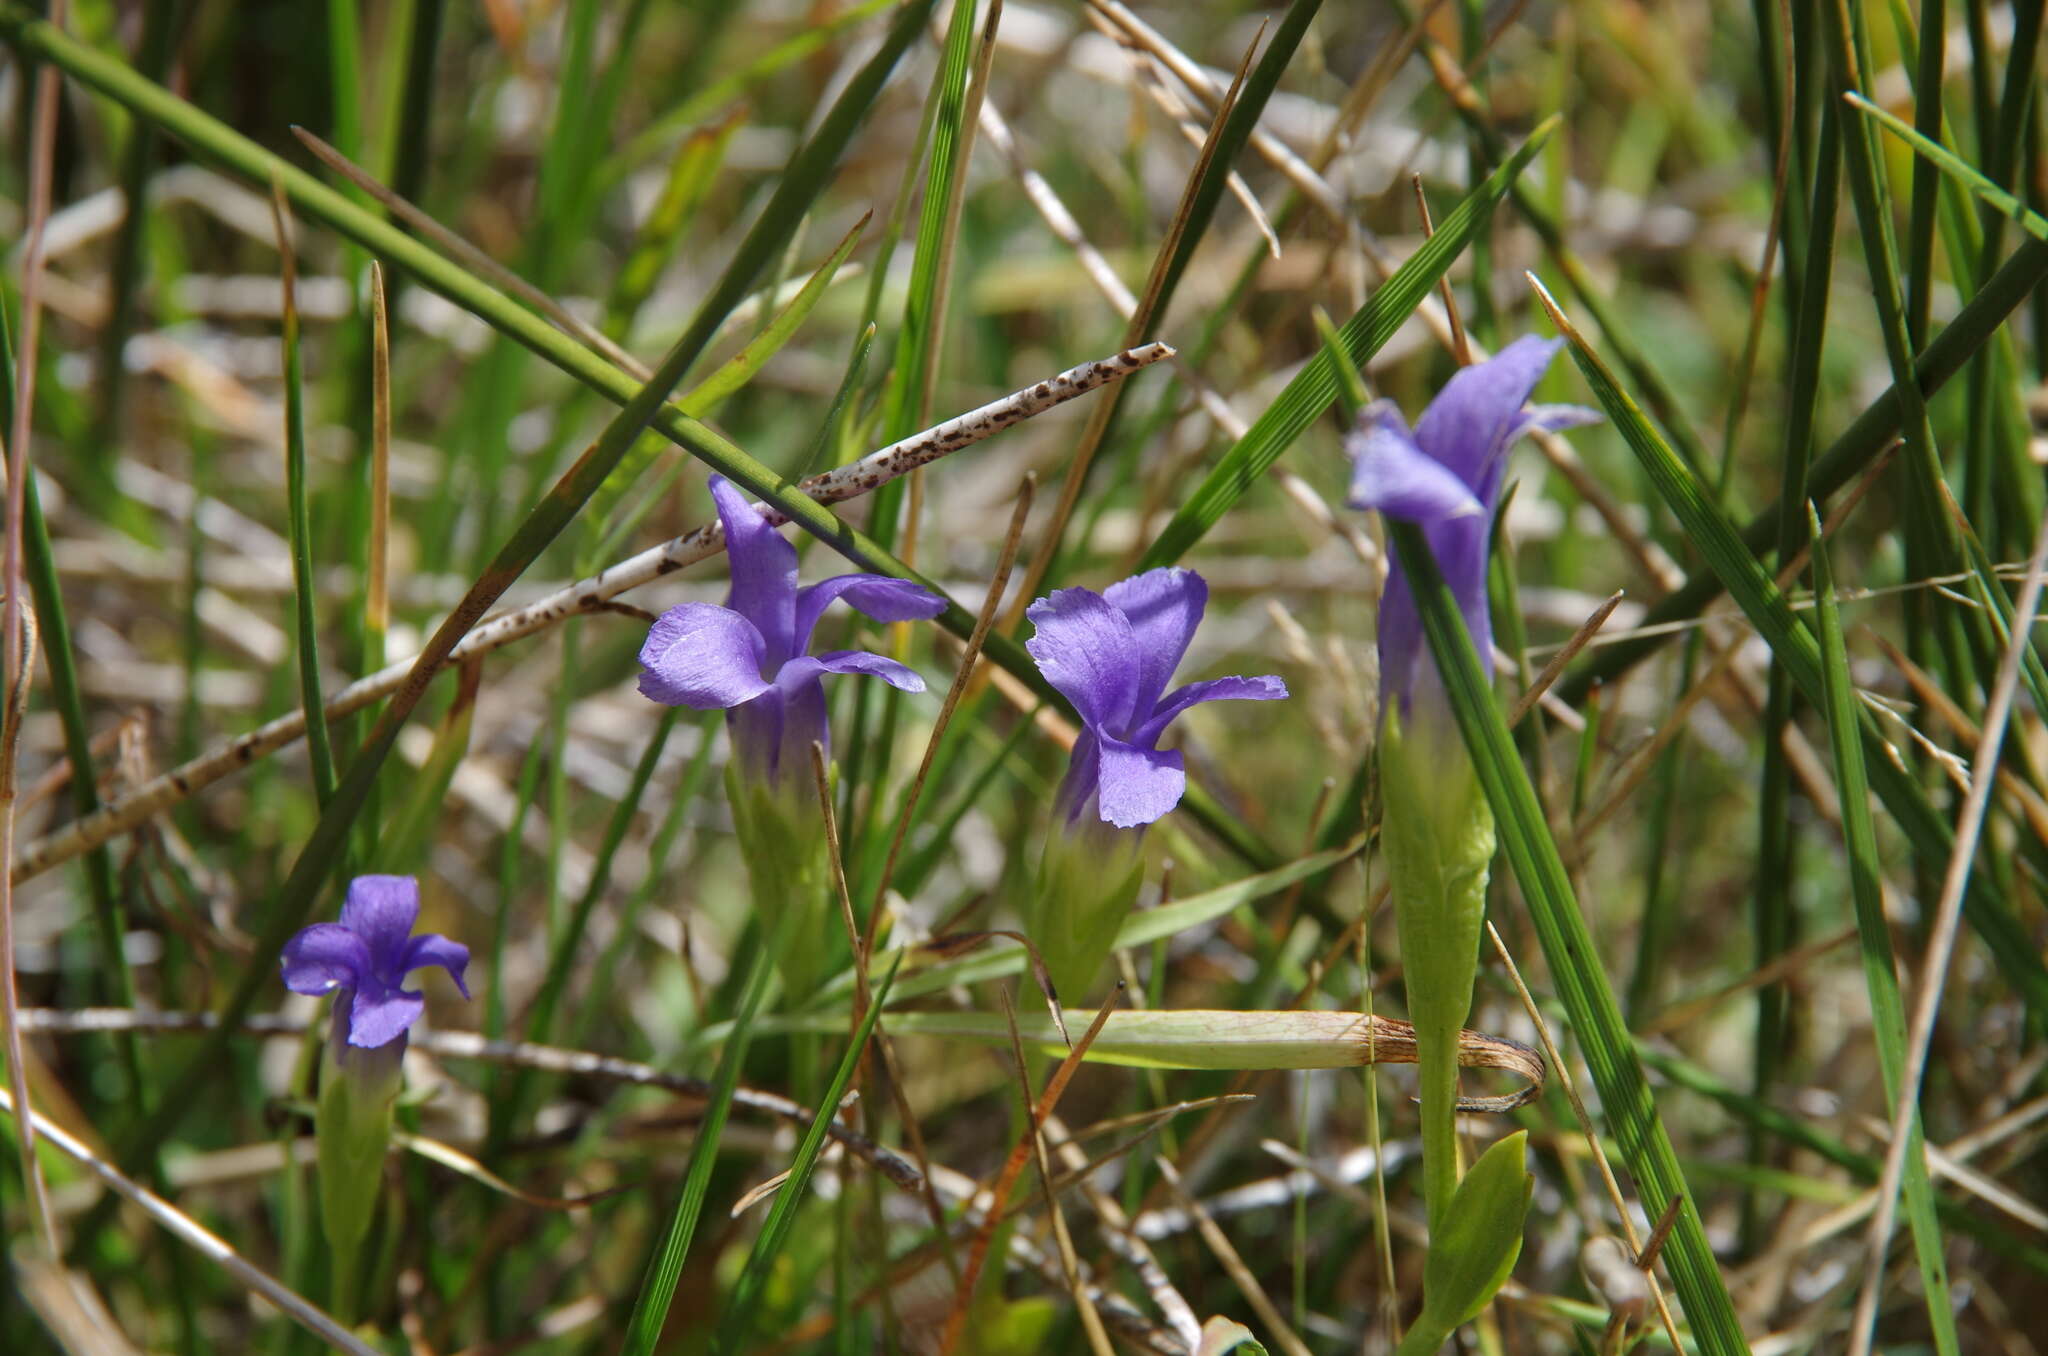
[1380,518,1746,1354]
[87,0,178,520]
[275,197,336,807]
[1849,91,2048,240]
[606,105,748,337]
[1,310,146,1131]
[1535,279,2048,1021]
[619,940,781,1356]
[712,956,902,1352]
[1137,117,1555,572]
[809,836,1363,1009]
[590,214,868,528]
[1561,235,2048,701]
[499,707,680,1132]
[1809,506,1959,1356]
[606,0,900,182]
[679,213,867,419]
[882,0,982,440]
[377,664,477,875]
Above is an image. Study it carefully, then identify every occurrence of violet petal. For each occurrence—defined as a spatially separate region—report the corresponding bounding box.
[637,603,773,709]
[1101,567,1208,720]
[280,923,370,997]
[792,574,946,654]
[708,475,799,663]
[1024,587,1141,733]
[1135,674,1288,748]
[1093,736,1187,829]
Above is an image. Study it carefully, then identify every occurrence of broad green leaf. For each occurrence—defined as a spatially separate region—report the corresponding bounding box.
[1422,1131,1532,1329]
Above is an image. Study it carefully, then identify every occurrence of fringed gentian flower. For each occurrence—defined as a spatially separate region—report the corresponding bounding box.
[280,875,469,1317]
[638,475,946,789]
[1345,336,1595,1235]
[1346,335,1598,720]
[637,474,946,997]
[281,874,471,1057]
[1021,567,1286,998]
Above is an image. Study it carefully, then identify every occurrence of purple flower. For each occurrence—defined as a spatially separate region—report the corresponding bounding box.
[280,875,470,1050]
[1345,336,1597,715]
[637,476,946,787]
[1025,567,1287,830]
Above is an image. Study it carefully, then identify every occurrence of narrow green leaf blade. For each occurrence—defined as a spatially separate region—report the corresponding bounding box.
[1383,517,1747,1354]
[713,956,902,1351]
[1848,91,2048,241]
[1810,507,1959,1356]
[1137,117,1556,572]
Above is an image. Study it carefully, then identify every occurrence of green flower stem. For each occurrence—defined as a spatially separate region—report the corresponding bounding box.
[1378,705,1497,1237]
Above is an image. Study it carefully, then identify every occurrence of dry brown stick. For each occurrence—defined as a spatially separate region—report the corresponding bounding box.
[368,263,392,642]
[1506,591,1625,730]
[15,345,1170,883]
[1411,172,1471,366]
[999,989,1115,1356]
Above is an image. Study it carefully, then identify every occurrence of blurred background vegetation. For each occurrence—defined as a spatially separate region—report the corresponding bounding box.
[2,0,2046,1352]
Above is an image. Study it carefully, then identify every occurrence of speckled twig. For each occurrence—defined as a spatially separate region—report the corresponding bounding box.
[14,344,1171,883]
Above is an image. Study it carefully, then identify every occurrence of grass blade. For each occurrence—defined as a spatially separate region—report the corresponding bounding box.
[618,941,780,1356]
[1137,117,1555,572]
[1379,512,1746,1354]
[1530,275,2048,1022]
[1809,505,1959,1356]
[712,956,902,1352]
[269,184,335,808]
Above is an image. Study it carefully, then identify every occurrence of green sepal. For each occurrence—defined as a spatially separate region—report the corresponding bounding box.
[726,763,837,1002]
[1379,703,1496,1232]
[314,1032,401,1318]
[1024,818,1145,1003]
